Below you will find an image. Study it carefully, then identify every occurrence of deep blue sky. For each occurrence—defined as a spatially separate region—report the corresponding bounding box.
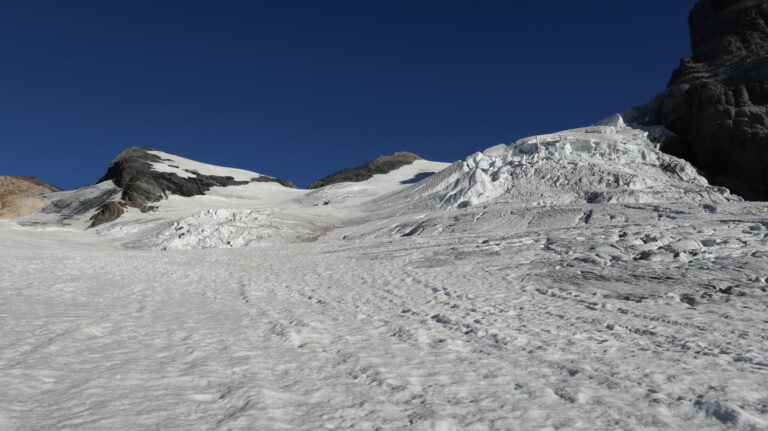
[1,1,697,189]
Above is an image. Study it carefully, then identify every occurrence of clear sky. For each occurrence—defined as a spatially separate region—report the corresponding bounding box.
[1,0,698,189]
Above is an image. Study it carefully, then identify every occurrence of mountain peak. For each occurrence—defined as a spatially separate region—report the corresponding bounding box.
[33,147,297,228]
[98,147,296,209]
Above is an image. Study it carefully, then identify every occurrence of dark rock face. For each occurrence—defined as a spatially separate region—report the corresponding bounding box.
[251,175,297,189]
[308,152,422,189]
[101,147,245,208]
[631,0,768,200]
[90,146,296,226]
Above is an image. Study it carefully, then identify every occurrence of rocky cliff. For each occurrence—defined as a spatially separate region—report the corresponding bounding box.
[631,0,768,199]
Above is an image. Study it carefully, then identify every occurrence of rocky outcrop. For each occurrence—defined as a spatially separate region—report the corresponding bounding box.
[631,0,768,200]
[99,146,294,209]
[308,152,423,189]
[251,175,297,189]
[32,146,296,228]
[80,146,296,226]
[88,201,125,228]
[0,176,60,219]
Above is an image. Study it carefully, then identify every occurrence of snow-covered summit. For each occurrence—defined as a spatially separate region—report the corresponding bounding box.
[142,150,273,182]
[383,115,737,209]
[99,146,296,207]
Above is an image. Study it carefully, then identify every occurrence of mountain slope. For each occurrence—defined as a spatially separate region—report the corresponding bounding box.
[35,147,297,228]
[3,173,768,429]
[103,156,450,250]
[99,146,296,207]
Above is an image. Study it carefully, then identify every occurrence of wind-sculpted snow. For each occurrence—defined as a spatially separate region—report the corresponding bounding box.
[383,116,736,210]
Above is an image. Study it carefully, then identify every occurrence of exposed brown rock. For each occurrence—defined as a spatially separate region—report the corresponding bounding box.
[0,176,60,219]
[89,201,125,228]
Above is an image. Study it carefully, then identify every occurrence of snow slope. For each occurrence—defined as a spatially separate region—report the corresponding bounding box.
[91,116,737,251]
[1,202,767,430]
[2,117,767,430]
[92,158,449,250]
[146,150,268,181]
[299,159,450,208]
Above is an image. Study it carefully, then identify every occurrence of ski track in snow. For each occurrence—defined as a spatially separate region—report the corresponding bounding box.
[2,119,768,430]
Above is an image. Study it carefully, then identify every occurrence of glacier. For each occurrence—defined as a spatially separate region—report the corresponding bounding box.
[1,116,767,430]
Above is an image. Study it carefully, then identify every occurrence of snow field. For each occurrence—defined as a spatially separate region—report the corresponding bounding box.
[1,217,767,429]
[2,115,767,429]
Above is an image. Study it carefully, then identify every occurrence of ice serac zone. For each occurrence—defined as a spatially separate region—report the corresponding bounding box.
[381,115,736,211]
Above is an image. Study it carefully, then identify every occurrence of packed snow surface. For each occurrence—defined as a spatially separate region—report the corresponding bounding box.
[2,117,767,430]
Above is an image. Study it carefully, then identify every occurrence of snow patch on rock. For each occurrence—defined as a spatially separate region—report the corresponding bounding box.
[147,150,263,182]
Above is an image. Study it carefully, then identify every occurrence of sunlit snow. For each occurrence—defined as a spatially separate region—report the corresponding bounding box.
[2,116,767,430]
